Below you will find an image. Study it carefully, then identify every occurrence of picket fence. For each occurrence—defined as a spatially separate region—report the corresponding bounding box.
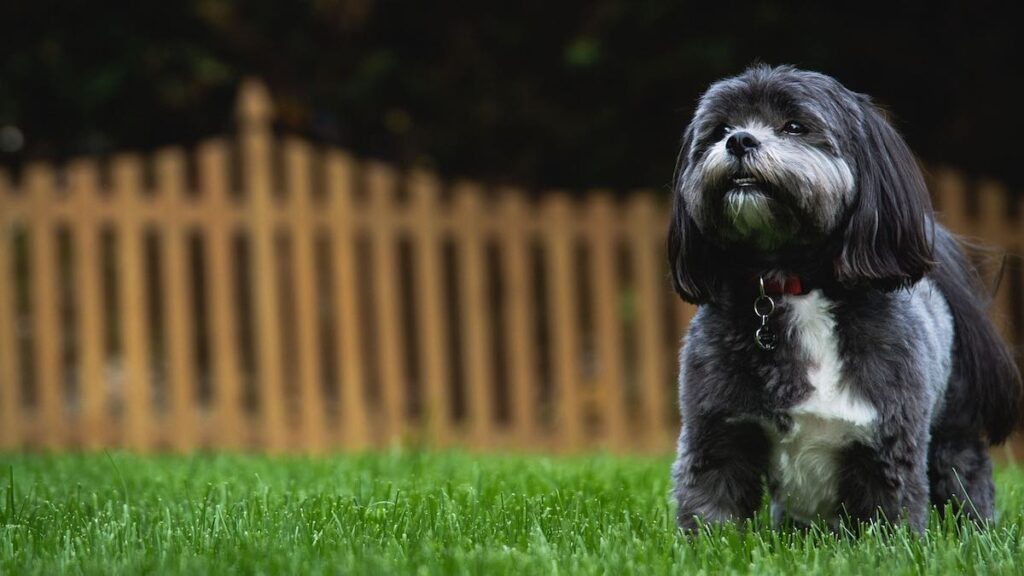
[0,80,1020,454]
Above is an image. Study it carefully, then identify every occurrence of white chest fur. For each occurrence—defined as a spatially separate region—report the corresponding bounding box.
[770,290,878,523]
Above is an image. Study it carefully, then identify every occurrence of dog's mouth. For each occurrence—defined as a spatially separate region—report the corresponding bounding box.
[726,175,772,197]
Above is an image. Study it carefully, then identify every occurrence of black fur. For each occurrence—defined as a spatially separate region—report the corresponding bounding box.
[834,97,936,291]
[667,125,721,304]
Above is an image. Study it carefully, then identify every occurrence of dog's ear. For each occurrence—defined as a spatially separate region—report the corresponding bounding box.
[835,97,935,290]
[668,125,721,304]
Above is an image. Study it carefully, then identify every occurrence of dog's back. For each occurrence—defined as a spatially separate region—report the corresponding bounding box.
[929,225,1022,444]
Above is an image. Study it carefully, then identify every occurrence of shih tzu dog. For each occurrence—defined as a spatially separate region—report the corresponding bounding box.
[668,65,1022,533]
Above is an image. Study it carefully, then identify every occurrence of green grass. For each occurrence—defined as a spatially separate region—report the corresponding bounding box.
[1,451,1023,575]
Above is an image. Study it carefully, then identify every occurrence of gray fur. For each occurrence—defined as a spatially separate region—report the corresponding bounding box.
[668,65,1022,533]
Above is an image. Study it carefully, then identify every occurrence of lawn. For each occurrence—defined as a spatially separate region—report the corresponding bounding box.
[1,451,1022,575]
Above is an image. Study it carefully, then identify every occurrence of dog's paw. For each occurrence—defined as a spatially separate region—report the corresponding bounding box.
[676,513,701,535]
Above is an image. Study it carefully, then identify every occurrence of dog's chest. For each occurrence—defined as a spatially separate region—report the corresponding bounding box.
[767,290,878,523]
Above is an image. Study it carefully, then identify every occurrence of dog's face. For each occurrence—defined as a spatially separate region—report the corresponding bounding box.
[668,65,935,303]
[678,72,857,249]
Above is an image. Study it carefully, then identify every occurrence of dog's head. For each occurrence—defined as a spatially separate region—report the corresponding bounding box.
[668,65,934,303]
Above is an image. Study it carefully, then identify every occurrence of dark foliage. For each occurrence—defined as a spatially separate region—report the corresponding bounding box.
[1,0,1021,192]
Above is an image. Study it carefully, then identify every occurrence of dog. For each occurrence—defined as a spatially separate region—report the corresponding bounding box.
[667,64,1022,533]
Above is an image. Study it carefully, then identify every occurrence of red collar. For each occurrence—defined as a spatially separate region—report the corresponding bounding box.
[761,275,805,296]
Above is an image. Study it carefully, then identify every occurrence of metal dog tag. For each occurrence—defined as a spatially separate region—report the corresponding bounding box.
[754,277,777,351]
[755,325,777,350]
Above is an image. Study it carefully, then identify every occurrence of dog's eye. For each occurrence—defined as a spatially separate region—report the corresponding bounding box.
[781,121,808,135]
[712,123,733,141]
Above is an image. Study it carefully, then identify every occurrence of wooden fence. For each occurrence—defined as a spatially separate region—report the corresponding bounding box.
[0,80,1021,454]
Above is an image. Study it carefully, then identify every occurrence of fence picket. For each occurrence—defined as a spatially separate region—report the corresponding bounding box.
[454,183,494,448]
[543,193,582,451]
[629,192,669,451]
[367,162,406,442]
[69,160,107,448]
[285,138,327,452]
[154,149,197,451]
[26,164,65,448]
[499,190,537,446]
[325,151,369,449]
[586,193,627,448]
[411,170,451,445]
[239,79,288,452]
[0,170,20,448]
[199,139,244,449]
[112,155,153,451]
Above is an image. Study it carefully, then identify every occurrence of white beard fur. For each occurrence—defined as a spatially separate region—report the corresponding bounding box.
[724,189,774,236]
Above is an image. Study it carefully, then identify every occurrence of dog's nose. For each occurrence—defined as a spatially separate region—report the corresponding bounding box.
[726,131,760,157]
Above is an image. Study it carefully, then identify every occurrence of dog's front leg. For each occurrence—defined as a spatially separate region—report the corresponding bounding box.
[835,425,930,533]
[672,415,770,532]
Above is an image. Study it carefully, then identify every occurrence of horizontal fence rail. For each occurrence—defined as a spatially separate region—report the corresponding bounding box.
[0,80,1021,454]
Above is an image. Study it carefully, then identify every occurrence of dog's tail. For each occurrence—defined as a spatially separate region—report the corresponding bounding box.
[930,224,1022,444]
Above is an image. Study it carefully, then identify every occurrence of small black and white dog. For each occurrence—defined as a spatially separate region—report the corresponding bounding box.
[668,65,1022,532]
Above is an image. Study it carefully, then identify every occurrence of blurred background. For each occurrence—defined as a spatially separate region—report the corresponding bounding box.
[4,1,1024,191]
[0,0,1021,454]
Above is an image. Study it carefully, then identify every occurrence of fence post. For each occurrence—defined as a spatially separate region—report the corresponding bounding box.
[238,79,288,452]
[199,139,244,449]
[325,150,369,449]
[585,192,628,450]
[629,192,669,451]
[68,160,107,449]
[112,155,153,451]
[454,182,494,449]
[154,148,198,452]
[26,164,65,449]
[410,169,451,446]
[0,170,20,448]
[498,189,537,447]
[285,137,327,453]
[542,193,582,451]
[367,161,406,443]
